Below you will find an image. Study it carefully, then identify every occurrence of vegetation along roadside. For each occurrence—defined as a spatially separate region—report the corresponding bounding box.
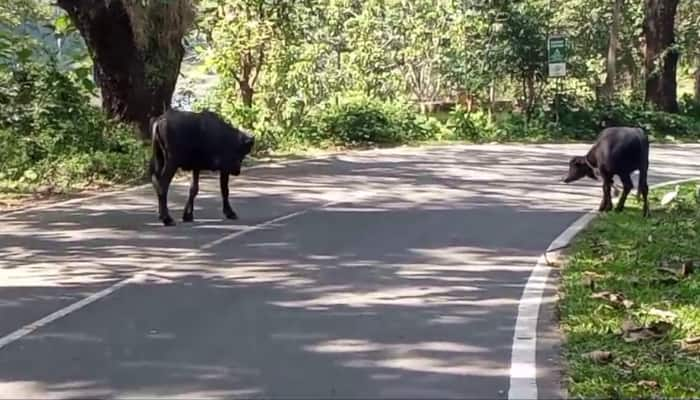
[560,180,700,398]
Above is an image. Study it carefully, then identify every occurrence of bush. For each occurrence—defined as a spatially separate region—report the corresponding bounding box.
[297,95,442,146]
[0,62,148,193]
[548,98,700,140]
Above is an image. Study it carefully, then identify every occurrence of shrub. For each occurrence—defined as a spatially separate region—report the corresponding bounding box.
[299,95,442,146]
[0,62,148,193]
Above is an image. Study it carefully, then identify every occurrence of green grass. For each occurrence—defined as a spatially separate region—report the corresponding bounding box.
[561,181,700,398]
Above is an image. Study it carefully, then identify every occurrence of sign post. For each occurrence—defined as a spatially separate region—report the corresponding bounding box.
[547,34,567,78]
[548,34,567,125]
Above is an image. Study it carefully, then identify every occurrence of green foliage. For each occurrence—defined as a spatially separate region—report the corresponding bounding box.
[561,182,700,398]
[0,4,147,194]
[554,99,700,139]
[0,61,148,192]
[300,96,441,146]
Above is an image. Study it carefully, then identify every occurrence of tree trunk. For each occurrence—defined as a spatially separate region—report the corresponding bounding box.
[57,0,188,139]
[603,0,623,99]
[240,81,254,108]
[643,0,680,113]
[695,59,700,101]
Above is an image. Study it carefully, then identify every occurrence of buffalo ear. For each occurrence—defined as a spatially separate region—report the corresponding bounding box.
[240,135,254,154]
[573,156,588,166]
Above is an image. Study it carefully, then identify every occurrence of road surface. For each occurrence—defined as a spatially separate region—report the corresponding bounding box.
[0,143,698,399]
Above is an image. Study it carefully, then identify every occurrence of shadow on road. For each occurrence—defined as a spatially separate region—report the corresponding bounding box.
[0,144,697,398]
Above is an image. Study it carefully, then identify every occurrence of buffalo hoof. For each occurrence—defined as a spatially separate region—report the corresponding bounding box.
[161,215,176,226]
[182,213,194,223]
[224,209,238,220]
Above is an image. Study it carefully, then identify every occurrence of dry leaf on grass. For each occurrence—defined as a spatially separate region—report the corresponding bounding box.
[681,260,695,276]
[620,359,637,370]
[658,259,695,278]
[637,380,659,389]
[584,350,613,363]
[591,291,634,309]
[581,276,595,290]
[621,320,672,343]
[583,271,606,279]
[679,337,700,354]
[647,308,678,320]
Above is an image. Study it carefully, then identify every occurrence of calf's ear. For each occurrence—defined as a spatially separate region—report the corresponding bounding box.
[574,156,588,166]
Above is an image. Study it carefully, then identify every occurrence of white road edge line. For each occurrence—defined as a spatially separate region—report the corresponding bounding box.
[507,176,699,400]
[0,199,344,352]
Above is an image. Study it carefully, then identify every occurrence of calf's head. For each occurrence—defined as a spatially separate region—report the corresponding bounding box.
[563,156,596,183]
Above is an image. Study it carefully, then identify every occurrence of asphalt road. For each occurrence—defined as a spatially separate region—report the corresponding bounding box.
[0,143,698,399]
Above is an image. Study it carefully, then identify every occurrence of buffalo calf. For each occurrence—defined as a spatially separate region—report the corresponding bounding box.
[563,126,650,216]
[149,110,255,226]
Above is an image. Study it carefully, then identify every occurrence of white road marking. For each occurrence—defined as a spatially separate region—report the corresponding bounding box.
[0,274,144,350]
[507,176,699,399]
[0,199,345,351]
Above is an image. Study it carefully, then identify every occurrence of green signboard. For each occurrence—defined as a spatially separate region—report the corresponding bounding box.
[548,35,567,77]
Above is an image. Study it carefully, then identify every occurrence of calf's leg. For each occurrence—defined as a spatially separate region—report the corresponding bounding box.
[615,174,634,212]
[639,167,650,217]
[183,170,200,222]
[157,164,177,226]
[220,172,238,220]
[599,174,614,212]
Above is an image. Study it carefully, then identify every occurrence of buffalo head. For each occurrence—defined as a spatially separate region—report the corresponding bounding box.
[563,156,597,183]
[230,131,255,176]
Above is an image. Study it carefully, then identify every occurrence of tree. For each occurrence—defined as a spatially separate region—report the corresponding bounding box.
[676,0,700,101]
[56,0,194,138]
[603,0,624,98]
[643,0,680,112]
[695,59,700,101]
[199,0,299,108]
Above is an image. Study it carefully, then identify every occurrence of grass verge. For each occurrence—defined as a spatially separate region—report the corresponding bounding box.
[561,180,700,398]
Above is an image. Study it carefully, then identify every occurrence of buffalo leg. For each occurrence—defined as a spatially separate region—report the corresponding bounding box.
[599,174,614,212]
[615,174,634,212]
[183,170,200,222]
[150,159,162,216]
[639,170,650,217]
[157,164,177,226]
[220,172,238,220]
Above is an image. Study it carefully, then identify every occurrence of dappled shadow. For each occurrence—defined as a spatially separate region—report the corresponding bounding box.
[0,143,698,398]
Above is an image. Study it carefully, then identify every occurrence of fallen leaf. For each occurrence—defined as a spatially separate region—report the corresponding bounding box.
[621,320,671,342]
[637,380,659,389]
[647,308,677,320]
[583,271,606,279]
[679,337,700,354]
[658,260,695,278]
[620,359,637,370]
[658,266,679,276]
[581,276,595,290]
[648,321,673,335]
[682,261,694,277]
[591,291,634,309]
[683,337,700,344]
[584,350,613,363]
[621,318,641,332]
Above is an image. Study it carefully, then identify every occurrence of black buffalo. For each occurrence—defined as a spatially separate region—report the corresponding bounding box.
[563,126,650,216]
[149,110,255,226]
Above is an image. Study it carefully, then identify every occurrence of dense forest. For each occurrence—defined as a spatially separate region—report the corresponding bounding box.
[1,0,699,194]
